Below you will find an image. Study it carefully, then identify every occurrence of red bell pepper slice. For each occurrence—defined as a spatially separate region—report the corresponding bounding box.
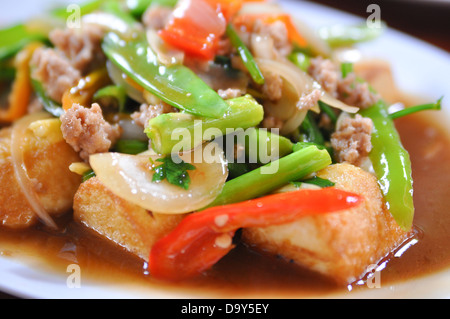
[159,0,266,60]
[148,188,363,281]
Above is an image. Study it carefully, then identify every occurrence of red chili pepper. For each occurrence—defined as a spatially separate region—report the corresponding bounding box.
[148,188,363,281]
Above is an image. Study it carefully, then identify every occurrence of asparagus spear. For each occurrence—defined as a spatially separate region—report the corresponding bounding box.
[145,95,264,155]
[206,145,332,208]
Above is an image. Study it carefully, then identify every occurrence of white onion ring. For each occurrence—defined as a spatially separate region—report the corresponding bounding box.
[10,112,58,229]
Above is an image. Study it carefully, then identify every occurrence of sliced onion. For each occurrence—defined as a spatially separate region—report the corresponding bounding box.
[146,29,185,66]
[175,0,226,36]
[256,58,358,134]
[238,2,331,57]
[10,112,58,229]
[89,142,228,214]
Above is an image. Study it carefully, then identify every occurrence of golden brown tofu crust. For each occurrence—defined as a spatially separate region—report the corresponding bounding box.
[0,127,81,229]
[73,177,185,261]
[242,163,411,284]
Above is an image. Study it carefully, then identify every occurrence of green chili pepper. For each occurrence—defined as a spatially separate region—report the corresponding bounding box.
[226,24,265,85]
[102,32,229,119]
[360,100,414,230]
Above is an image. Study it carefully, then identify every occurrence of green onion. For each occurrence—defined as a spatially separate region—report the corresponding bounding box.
[389,97,443,120]
[318,100,338,125]
[341,62,354,78]
[226,24,265,85]
[300,111,325,145]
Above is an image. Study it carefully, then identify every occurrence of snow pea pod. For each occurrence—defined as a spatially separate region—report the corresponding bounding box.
[359,100,414,230]
[0,24,47,61]
[102,32,229,119]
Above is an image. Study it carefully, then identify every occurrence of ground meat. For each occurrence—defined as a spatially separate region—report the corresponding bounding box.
[131,102,178,128]
[308,57,380,109]
[49,25,105,74]
[337,73,380,109]
[253,20,292,59]
[217,88,245,100]
[60,103,121,161]
[30,47,81,102]
[261,115,284,130]
[296,89,322,111]
[142,5,173,30]
[331,114,374,167]
[308,56,339,97]
[261,72,283,102]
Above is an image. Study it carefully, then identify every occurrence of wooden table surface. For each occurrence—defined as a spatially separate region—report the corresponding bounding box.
[1,0,448,300]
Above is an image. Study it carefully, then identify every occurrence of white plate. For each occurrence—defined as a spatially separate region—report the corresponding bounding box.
[0,0,449,299]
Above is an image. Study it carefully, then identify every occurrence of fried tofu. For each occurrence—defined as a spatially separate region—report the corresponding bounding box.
[0,119,81,229]
[242,163,411,284]
[73,177,185,261]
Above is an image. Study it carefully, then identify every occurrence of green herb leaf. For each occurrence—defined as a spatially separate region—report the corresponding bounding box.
[152,155,196,190]
[82,169,96,183]
[291,176,335,188]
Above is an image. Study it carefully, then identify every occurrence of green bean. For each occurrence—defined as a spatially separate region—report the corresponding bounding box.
[145,95,264,154]
[241,128,293,164]
[206,145,332,208]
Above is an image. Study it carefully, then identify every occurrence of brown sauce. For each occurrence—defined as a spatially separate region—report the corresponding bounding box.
[0,110,449,298]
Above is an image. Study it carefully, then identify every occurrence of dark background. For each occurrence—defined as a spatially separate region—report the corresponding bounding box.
[307,0,450,52]
[0,0,449,300]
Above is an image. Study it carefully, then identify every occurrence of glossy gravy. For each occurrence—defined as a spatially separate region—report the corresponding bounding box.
[0,111,449,298]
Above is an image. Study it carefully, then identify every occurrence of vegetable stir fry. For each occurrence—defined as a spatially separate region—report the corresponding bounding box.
[0,0,443,284]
